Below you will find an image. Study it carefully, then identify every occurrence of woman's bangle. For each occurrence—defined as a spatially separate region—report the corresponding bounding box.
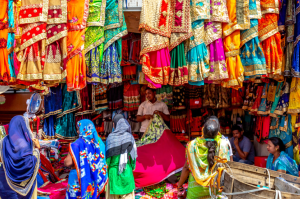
[178,186,184,191]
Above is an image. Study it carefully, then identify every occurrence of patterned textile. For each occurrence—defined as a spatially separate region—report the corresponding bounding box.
[172,86,186,110]
[240,19,267,79]
[123,84,140,111]
[136,114,169,147]
[292,0,300,77]
[100,41,122,84]
[67,119,108,198]
[95,83,108,112]
[84,0,106,83]
[43,85,63,139]
[186,133,230,187]
[186,19,209,85]
[156,85,173,109]
[205,22,228,81]
[55,84,82,140]
[258,13,283,75]
[288,77,300,114]
[75,84,94,116]
[143,181,168,199]
[0,0,10,83]
[7,0,15,81]
[274,80,290,115]
[169,43,188,86]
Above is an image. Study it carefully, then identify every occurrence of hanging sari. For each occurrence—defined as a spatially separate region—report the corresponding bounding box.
[0,116,40,198]
[292,1,300,77]
[205,22,228,81]
[85,0,106,83]
[221,0,248,89]
[43,0,68,84]
[16,0,51,84]
[168,0,192,86]
[274,80,290,115]
[100,0,127,84]
[134,114,185,188]
[186,133,230,199]
[258,13,283,75]
[95,83,108,113]
[283,0,295,76]
[43,85,63,139]
[66,0,88,91]
[0,0,11,83]
[279,115,293,158]
[139,0,172,88]
[67,119,108,198]
[7,0,15,82]
[55,84,82,140]
[240,19,267,79]
[156,85,173,108]
[288,77,300,114]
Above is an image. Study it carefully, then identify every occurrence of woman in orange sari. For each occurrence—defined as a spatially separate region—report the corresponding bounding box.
[66,0,88,91]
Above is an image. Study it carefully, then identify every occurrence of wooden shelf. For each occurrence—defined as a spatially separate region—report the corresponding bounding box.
[124,11,141,33]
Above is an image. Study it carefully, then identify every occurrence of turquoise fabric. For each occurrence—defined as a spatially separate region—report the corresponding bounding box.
[266,151,298,176]
[7,0,15,79]
[240,19,267,79]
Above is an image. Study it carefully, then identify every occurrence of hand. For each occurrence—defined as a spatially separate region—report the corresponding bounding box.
[153,110,162,116]
[144,115,153,120]
[234,138,239,147]
[32,138,40,149]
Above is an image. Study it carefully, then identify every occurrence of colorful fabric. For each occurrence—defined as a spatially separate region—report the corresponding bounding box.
[143,181,168,199]
[0,116,39,198]
[266,151,298,176]
[84,0,105,83]
[155,85,173,109]
[288,77,300,114]
[123,84,140,111]
[186,133,230,187]
[186,19,209,85]
[292,1,300,77]
[67,119,108,199]
[107,83,123,110]
[95,83,108,112]
[55,84,82,140]
[38,180,68,199]
[169,43,188,86]
[240,19,267,79]
[133,115,185,188]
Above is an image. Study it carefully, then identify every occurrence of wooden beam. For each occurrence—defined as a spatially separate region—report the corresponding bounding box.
[124,11,141,33]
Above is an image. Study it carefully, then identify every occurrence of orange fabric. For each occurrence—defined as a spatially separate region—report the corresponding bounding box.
[258,14,282,75]
[66,30,87,91]
[0,0,10,82]
[222,30,244,89]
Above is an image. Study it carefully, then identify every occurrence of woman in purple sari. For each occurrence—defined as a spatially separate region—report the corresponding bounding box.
[0,116,40,199]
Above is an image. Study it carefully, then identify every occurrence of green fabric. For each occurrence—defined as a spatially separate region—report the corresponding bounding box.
[103,0,127,57]
[136,115,169,147]
[55,84,81,140]
[143,181,168,198]
[186,174,210,199]
[107,154,136,195]
[0,126,6,140]
[87,0,105,25]
[85,26,105,51]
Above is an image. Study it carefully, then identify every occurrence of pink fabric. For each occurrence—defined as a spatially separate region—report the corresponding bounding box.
[38,181,68,199]
[133,129,186,188]
[4,124,9,135]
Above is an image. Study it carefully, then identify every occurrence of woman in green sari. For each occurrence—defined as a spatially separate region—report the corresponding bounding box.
[177,116,230,199]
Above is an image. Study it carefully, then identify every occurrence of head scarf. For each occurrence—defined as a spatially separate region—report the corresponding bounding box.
[68,119,108,198]
[106,118,137,173]
[0,115,39,196]
[186,133,229,187]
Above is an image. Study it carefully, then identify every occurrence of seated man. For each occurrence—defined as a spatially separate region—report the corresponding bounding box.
[230,125,255,165]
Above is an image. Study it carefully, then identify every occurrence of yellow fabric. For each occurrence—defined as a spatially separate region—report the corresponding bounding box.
[186,133,229,187]
[222,30,244,89]
[288,78,300,114]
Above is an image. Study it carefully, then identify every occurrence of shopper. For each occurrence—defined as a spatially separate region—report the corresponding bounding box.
[64,119,108,198]
[105,114,137,199]
[266,137,298,176]
[0,115,40,199]
[230,125,255,165]
[136,87,170,135]
[177,116,230,199]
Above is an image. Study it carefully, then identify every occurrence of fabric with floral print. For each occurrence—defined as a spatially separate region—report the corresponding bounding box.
[67,119,108,199]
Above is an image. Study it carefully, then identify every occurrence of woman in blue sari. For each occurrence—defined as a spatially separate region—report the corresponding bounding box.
[266,137,298,176]
[65,119,108,199]
[0,115,40,199]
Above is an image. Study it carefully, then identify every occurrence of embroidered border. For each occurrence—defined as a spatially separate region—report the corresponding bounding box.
[259,28,278,42]
[20,32,47,51]
[103,29,128,51]
[171,0,189,33]
[249,0,262,19]
[225,49,240,57]
[104,0,123,30]
[47,0,67,24]
[46,29,67,45]
[85,37,104,53]
[240,24,259,47]
[20,0,49,25]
